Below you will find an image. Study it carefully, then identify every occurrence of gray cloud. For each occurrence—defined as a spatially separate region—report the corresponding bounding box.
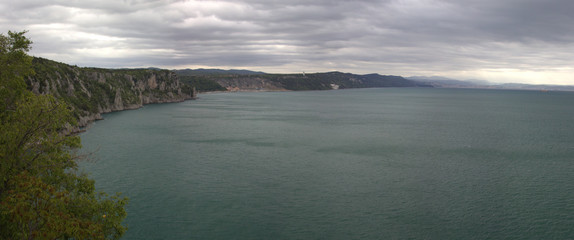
[2,0,574,84]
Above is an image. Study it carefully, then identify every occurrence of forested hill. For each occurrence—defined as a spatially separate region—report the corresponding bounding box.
[27,57,194,127]
[176,70,432,92]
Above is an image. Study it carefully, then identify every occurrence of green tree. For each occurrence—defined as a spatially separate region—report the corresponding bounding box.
[0,31,127,239]
[0,31,33,114]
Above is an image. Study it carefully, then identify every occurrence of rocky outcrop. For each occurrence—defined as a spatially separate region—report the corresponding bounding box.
[28,57,195,127]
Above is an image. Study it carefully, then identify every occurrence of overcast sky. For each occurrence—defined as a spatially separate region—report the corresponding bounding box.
[2,0,574,84]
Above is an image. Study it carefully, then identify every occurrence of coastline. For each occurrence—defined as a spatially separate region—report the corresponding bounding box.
[74,96,194,134]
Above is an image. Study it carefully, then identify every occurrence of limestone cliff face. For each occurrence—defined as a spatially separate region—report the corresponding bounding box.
[28,58,194,127]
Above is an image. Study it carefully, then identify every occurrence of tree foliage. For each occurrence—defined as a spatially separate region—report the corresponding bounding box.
[0,31,34,114]
[0,31,127,239]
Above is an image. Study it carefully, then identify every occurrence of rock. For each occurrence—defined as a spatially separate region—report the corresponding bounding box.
[27,57,194,127]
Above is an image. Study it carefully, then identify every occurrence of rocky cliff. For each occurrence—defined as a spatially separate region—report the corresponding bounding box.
[27,57,194,127]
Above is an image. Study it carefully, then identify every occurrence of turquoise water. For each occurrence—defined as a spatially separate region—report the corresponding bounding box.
[80,88,574,239]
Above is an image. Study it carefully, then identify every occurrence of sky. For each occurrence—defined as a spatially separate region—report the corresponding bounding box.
[2,0,574,85]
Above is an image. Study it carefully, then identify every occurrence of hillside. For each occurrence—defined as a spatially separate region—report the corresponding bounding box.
[27,57,194,127]
[176,70,431,92]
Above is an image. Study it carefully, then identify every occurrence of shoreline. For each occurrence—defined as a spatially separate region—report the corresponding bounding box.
[74,96,194,134]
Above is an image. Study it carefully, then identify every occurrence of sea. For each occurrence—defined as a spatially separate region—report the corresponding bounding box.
[80,88,574,239]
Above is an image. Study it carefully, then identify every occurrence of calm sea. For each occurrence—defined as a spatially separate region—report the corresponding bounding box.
[80,88,574,239]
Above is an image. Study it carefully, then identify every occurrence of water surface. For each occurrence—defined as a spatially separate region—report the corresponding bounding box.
[81,88,574,239]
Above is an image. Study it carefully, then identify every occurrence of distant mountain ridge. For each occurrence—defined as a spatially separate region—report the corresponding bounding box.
[407,76,574,91]
[174,68,266,76]
[178,70,431,92]
[407,76,492,86]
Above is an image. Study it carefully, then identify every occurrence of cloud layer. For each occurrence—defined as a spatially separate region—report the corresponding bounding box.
[2,0,574,84]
